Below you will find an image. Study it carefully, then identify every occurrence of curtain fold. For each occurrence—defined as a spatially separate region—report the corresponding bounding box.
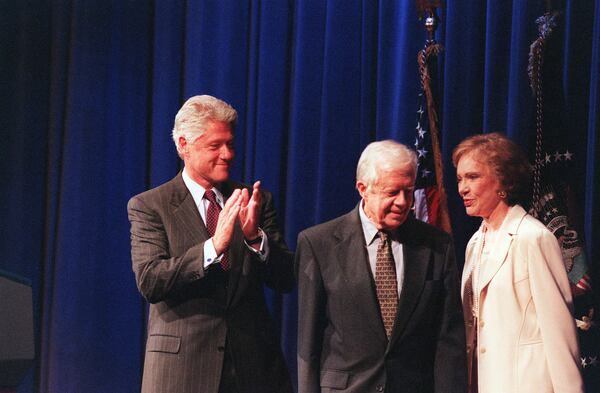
[585,0,600,293]
[0,1,598,392]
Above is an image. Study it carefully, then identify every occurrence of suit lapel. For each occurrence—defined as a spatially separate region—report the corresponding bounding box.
[388,219,430,348]
[334,207,388,347]
[477,205,527,292]
[170,173,210,244]
[476,232,512,292]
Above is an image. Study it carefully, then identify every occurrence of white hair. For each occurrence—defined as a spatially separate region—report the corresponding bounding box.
[171,95,238,156]
[356,140,417,188]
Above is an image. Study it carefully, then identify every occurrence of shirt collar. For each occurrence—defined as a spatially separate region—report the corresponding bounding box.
[182,167,224,207]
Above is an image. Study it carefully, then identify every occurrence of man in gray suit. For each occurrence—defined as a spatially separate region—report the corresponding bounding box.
[296,140,467,393]
[128,95,294,393]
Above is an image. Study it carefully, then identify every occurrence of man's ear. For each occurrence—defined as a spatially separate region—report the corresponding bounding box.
[178,136,188,155]
[356,180,368,199]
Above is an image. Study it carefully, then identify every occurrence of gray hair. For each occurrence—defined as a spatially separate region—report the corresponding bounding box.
[172,95,238,156]
[356,140,417,188]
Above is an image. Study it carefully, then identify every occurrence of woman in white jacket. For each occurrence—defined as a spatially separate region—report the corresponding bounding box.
[453,132,584,393]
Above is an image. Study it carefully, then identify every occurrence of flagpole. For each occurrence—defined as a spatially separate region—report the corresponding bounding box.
[416,2,452,234]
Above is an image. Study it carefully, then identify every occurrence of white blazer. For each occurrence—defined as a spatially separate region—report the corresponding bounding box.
[461,205,584,393]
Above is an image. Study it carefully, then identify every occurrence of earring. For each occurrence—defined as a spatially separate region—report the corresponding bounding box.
[498,191,507,199]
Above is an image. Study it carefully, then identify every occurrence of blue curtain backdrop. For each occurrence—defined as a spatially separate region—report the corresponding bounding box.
[1,1,598,392]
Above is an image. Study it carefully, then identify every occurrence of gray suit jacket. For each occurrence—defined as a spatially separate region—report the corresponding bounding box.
[296,206,467,393]
[128,173,294,393]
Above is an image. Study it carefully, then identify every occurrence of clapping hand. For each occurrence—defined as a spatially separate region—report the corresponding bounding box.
[212,189,242,255]
[239,181,262,246]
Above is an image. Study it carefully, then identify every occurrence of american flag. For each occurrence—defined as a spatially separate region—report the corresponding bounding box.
[413,39,451,234]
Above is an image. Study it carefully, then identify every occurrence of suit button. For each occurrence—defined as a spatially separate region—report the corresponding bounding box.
[376,385,384,392]
[480,347,486,354]
[479,320,485,328]
[217,346,225,352]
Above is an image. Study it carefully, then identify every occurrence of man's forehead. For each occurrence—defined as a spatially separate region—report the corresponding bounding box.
[373,177,415,190]
[198,122,234,139]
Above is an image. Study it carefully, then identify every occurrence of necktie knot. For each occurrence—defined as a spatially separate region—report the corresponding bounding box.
[378,231,389,243]
[204,189,219,205]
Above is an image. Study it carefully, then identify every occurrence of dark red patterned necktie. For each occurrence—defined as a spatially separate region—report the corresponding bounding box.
[203,189,229,271]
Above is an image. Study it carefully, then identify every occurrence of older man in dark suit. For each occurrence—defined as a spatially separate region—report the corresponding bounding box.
[296,140,467,393]
[128,95,294,393]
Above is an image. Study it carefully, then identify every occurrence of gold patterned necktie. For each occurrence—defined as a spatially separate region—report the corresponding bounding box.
[375,231,398,338]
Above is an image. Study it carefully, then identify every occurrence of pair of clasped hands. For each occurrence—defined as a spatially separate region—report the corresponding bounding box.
[212,181,262,255]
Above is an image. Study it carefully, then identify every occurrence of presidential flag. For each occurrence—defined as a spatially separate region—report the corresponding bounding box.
[528,10,598,388]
